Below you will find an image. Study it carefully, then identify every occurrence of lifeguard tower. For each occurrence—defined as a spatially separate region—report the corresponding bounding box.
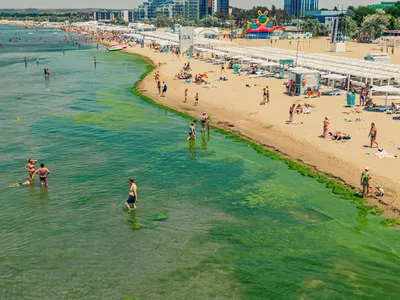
[330,18,346,53]
[279,59,294,78]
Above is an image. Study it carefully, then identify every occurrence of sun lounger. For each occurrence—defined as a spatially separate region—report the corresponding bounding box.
[321,89,345,96]
[364,106,392,112]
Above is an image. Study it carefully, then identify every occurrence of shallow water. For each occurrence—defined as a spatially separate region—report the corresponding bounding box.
[1,25,400,300]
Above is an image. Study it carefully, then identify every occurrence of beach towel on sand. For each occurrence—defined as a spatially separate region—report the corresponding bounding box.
[374,150,396,159]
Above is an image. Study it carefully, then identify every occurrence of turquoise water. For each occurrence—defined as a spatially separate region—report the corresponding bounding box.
[1,25,400,300]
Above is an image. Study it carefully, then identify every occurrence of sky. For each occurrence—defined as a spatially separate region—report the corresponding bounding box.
[0,0,382,9]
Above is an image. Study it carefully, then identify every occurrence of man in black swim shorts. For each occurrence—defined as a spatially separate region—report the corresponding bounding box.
[125,179,138,211]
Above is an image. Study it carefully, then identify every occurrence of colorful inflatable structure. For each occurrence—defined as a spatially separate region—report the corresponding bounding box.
[244,10,285,39]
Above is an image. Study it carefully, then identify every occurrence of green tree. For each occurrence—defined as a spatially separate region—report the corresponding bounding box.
[361,9,390,40]
[302,19,328,36]
[338,15,358,37]
[348,6,375,26]
[200,15,220,27]
[150,14,172,28]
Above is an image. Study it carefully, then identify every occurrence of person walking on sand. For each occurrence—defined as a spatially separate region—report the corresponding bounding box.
[288,104,295,123]
[221,64,225,73]
[266,86,270,103]
[35,163,50,187]
[360,88,365,106]
[360,167,371,198]
[125,179,138,211]
[368,123,379,148]
[161,81,167,97]
[184,88,188,103]
[194,93,199,106]
[323,116,329,138]
[260,88,267,105]
[157,80,161,95]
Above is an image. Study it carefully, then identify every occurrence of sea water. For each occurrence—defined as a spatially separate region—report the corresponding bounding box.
[0,25,399,300]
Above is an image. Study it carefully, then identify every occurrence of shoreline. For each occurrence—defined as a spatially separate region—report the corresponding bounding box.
[113,45,400,225]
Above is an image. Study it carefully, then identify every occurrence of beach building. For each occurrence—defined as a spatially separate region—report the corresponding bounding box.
[92,10,134,23]
[304,9,344,32]
[93,11,122,22]
[370,1,397,10]
[133,0,229,21]
[284,0,319,18]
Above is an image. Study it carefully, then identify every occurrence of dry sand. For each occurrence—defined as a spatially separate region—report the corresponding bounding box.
[119,38,400,217]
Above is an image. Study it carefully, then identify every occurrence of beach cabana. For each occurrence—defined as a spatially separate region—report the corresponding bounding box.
[288,68,320,96]
[371,85,400,106]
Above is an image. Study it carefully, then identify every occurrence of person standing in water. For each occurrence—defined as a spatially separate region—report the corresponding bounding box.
[94,56,97,66]
[24,57,27,66]
[360,167,371,198]
[187,122,196,140]
[200,112,207,133]
[35,163,50,187]
[24,158,37,181]
[125,179,138,211]
[36,57,39,65]
[62,48,65,56]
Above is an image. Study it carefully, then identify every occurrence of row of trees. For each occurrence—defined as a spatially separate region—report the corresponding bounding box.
[149,14,223,28]
[149,5,290,29]
[0,12,89,23]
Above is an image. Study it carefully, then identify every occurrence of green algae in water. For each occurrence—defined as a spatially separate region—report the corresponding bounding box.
[153,213,169,221]
[381,218,400,226]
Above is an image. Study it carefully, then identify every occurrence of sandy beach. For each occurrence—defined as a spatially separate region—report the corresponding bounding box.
[113,38,400,218]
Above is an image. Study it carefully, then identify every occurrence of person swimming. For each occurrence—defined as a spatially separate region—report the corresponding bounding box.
[24,158,37,181]
[35,163,50,187]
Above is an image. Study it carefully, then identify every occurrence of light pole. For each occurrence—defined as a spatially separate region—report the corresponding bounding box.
[296,40,300,66]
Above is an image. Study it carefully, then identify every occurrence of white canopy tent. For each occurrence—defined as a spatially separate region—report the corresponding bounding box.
[321,74,347,90]
[371,85,400,106]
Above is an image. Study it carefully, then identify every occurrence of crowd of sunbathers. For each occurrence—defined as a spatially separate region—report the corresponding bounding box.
[295,103,315,114]
[175,62,193,80]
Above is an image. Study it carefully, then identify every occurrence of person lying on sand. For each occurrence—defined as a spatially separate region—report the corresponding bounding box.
[375,185,385,197]
[328,131,351,141]
[304,103,316,108]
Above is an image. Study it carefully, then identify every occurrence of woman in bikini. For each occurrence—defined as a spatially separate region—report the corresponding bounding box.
[35,163,50,187]
[187,123,196,140]
[24,158,37,181]
[323,116,329,138]
[260,88,267,105]
[360,167,371,198]
[288,104,296,123]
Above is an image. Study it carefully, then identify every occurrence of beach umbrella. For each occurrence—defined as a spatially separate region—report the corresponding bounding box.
[371,85,400,106]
